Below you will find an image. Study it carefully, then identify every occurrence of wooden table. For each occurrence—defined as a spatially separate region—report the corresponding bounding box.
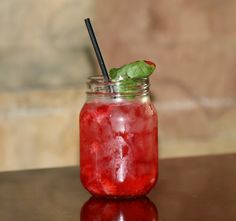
[0,154,236,220]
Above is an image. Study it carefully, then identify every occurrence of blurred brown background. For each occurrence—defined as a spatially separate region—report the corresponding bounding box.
[0,0,235,171]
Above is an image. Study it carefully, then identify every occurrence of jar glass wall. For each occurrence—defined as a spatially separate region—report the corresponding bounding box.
[79,76,158,197]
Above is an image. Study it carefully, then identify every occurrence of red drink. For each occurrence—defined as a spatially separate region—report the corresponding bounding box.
[80,95,158,197]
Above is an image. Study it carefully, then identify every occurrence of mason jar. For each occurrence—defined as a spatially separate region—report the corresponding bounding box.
[79,76,158,197]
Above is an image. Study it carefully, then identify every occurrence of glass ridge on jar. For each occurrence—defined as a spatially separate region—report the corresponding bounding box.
[79,76,158,198]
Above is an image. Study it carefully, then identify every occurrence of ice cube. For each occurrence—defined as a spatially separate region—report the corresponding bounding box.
[110,115,126,133]
[113,136,130,182]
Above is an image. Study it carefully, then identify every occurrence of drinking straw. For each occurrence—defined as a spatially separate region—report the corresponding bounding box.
[84,18,111,82]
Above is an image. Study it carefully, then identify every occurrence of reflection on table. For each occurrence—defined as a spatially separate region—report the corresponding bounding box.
[80,196,158,221]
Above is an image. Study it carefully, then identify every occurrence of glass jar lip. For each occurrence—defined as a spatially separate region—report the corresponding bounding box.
[86,76,150,98]
[87,76,149,85]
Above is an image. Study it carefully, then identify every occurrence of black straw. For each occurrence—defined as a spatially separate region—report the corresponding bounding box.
[84,18,110,82]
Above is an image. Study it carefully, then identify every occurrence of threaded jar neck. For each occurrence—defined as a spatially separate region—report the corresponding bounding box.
[86,76,150,100]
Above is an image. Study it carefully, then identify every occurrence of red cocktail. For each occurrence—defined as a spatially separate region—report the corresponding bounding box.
[80,77,158,197]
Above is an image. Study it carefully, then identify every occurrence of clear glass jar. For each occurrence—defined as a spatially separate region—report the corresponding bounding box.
[79,76,158,198]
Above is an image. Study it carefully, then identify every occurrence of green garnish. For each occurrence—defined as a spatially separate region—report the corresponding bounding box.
[109,60,156,81]
[109,60,156,96]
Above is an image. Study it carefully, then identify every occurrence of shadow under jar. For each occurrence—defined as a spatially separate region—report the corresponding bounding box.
[79,76,158,198]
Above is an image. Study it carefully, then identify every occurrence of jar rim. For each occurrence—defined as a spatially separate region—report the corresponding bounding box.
[87,76,149,84]
[86,76,150,98]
